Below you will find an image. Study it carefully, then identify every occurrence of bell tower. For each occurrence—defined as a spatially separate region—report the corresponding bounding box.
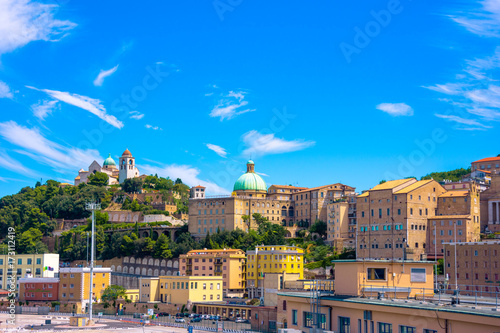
[119,149,135,183]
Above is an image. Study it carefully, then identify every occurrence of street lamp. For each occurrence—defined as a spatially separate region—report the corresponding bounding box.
[86,202,101,324]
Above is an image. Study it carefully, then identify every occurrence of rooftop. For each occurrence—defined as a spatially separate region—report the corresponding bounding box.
[438,190,469,197]
[394,179,434,194]
[295,183,354,194]
[368,178,416,192]
[428,214,471,219]
[472,156,500,164]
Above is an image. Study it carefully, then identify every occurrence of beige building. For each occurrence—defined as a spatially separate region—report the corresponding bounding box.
[189,161,354,239]
[0,253,59,290]
[481,174,500,233]
[444,241,500,294]
[327,194,357,250]
[139,277,159,303]
[278,259,500,333]
[246,245,304,299]
[59,267,111,312]
[357,178,446,260]
[471,156,500,175]
[159,276,223,305]
[427,185,481,259]
[179,249,245,297]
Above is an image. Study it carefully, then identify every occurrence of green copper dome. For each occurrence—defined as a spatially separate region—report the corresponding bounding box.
[103,153,116,167]
[233,160,267,192]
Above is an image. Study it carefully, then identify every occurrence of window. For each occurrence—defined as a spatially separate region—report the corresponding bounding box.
[292,310,297,325]
[338,317,350,333]
[303,312,314,328]
[378,322,392,333]
[399,326,415,333]
[367,268,386,280]
[423,330,437,333]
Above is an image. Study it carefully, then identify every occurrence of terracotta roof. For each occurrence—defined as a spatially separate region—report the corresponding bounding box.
[122,149,132,156]
[269,185,308,190]
[295,183,354,194]
[394,179,434,194]
[472,156,500,164]
[370,178,415,191]
[439,190,469,197]
[477,169,492,174]
[428,215,471,219]
[192,185,206,189]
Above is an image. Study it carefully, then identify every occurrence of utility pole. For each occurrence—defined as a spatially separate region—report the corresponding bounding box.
[434,224,437,290]
[454,221,458,292]
[86,202,101,324]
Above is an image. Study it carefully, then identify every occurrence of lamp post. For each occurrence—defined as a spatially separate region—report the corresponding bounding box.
[454,221,458,292]
[86,202,101,324]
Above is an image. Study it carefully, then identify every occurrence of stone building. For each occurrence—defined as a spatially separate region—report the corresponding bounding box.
[188,160,354,239]
[327,194,357,250]
[357,178,446,260]
[480,174,500,233]
[471,156,500,175]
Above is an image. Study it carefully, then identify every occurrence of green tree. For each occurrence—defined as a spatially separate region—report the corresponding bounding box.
[153,234,172,258]
[122,178,143,193]
[310,220,327,238]
[101,285,126,308]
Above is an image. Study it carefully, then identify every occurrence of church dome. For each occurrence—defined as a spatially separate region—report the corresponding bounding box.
[233,160,267,192]
[103,153,116,167]
[122,149,132,157]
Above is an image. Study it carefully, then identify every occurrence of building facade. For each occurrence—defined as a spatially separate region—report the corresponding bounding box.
[158,276,223,305]
[357,179,446,260]
[246,245,304,299]
[327,194,357,250]
[480,174,500,233]
[139,277,159,303]
[0,253,59,290]
[19,277,59,302]
[471,156,500,175]
[179,249,246,297]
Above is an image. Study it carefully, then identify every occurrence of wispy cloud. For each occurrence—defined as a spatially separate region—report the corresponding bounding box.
[209,90,255,121]
[27,86,124,129]
[31,100,58,120]
[0,0,76,55]
[241,130,315,157]
[129,111,144,120]
[0,81,13,98]
[145,124,162,130]
[141,163,229,195]
[206,144,228,158]
[0,150,37,176]
[376,103,414,116]
[0,121,102,173]
[93,65,119,86]
[449,0,500,37]
[434,114,491,129]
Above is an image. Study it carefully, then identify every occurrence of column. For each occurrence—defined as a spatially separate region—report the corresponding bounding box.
[497,201,500,224]
[489,201,494,224]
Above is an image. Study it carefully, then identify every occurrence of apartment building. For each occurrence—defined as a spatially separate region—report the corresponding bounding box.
[19,277,59,302]
[471,156,500,175]
[139,277,159,303]
[443,241,500,293]
[58,267,111,312]
[427,185,481,259]
[326,194,357,250]
[357,178,446,260]
[179,249,246,297]
[0,253,59,290]
[158,276,223,304]
[246,245,304,299]
[480,174,500,233]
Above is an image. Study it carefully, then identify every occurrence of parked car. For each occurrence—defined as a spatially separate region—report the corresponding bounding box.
[157,312,168,317]
[202,314,209,319]
[191,317,202,323]
[235,317,246,323]
[175,318,186,323]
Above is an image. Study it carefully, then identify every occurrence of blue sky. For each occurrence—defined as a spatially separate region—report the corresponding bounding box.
[0,0,499,197]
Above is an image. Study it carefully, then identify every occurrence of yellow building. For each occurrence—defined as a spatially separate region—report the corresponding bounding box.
[58,267,111,312]
[179,249,246,297]
[158,276,223,305]
[327,194,357,251]
[246,245,304,298]
[277,259,500,333]
[139,277,159,303]
[123,289,139,302]
[0,253,59,290]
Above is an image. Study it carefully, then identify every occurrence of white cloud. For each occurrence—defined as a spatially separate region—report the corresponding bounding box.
[376,103,414,116]
[449,0,500,37]
[209,90,255,121]
[0,150,37,176]
[434,114,491,128]
[145,124,162,130]
[31,100,58,120]
[129,111,144,120]
[206,144,228,158]
[0,81,13,98]
[241,130,315,157]
[141,163,229,195]
[27,86,124,129]
[93,65,119,86]
[423,83,468,95]
[0,121,103,173]
[0,0,76,55]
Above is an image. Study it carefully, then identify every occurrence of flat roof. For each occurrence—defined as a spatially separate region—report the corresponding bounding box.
[332,259,435,264]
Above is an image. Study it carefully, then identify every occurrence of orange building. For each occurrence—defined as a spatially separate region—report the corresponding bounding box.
[19,277,59,302]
